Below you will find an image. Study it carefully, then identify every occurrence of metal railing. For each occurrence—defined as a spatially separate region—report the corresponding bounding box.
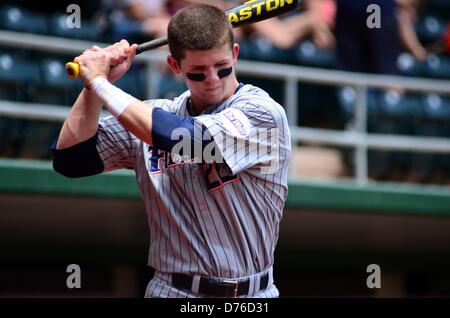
[2,29,450,185]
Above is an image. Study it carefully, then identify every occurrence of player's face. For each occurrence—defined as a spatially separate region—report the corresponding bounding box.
[168,42,239,113]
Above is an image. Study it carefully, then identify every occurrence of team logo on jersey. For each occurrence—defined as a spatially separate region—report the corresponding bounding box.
[220,108,251,138]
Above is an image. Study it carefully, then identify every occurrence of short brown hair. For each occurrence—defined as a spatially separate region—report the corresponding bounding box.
[168,4,234,62]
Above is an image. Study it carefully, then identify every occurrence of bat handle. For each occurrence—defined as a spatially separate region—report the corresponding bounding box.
[136,36,168,54]
[65,36,169,80]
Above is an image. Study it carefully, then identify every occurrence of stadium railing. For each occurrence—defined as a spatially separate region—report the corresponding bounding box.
[1,29,450,185]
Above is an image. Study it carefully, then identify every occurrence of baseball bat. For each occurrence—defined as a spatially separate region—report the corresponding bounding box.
[65,0,302,80]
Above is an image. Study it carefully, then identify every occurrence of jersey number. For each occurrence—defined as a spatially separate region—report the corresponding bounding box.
[203,163,239,192]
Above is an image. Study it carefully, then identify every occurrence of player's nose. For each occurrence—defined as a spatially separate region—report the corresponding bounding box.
[204,67,220,83]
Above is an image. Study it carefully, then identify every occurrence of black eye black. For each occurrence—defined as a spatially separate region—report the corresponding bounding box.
[186,72,206,81]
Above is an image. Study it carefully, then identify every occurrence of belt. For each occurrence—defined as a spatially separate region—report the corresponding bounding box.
[171,272,269,298]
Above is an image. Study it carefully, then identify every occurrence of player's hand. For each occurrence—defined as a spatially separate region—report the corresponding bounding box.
[104,40,138,83]
[74,40,138,87]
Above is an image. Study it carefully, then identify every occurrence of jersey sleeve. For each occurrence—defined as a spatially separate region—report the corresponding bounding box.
[96,116,140,172]
[97,99,172,172]
[195,101,281,175]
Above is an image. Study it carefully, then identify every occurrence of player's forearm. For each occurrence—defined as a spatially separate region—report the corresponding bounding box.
[89,76,154,145]
[56,88,104,149]
[117,100,154,145]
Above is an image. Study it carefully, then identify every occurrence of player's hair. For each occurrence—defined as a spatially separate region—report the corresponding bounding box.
[168,4,234,62]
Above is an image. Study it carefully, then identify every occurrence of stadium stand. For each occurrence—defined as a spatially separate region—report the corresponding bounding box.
[0,5,48,35]
[415,14,446,44]
[0,0,450,183]
[47,12,101,41]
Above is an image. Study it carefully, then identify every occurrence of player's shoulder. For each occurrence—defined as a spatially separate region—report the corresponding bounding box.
[143,90,190,113]
[231,84,287,121]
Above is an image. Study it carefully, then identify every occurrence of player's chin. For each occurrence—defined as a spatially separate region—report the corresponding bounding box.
[202,89,223,103]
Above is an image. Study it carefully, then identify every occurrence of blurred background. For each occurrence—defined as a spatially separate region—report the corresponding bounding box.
[1,0,450,297]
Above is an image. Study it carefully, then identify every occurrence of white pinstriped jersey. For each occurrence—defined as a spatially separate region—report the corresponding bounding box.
[96,84,291,297]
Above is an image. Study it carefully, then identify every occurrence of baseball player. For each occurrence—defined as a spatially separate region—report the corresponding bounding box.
[52,4,291,298]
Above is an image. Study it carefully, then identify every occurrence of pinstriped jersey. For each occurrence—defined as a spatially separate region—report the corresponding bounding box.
[96,84,291,297]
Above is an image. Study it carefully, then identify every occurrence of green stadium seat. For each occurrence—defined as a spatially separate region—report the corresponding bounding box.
[425,0,450,20]
[236,40,254,60]
[377,90,421,121]
[297,83,342,129]
[408,94,450,183]
[47,13,101,41]
[421,93,450,125]
[399,53,450,80]
[40,58,81,89]
[337,86,357,125]
[156,72,187,100]
[26,57,82,105]
[424,54,450,79]
[0,5,47,34]
[415,15,446,43]
[19,120,61,159]
[368,90,422,180]
[295,41,336,68]
[0,51,40,83]
[0,49,40,158]
[237,38,296,64]
[114,66,145,100]
[397,53,427,77]
[0,117,26,158]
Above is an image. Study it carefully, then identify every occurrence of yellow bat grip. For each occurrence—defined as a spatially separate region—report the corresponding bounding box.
[65,62,80,80]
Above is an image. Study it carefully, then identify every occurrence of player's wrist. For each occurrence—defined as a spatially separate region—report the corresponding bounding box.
[85,74,107,90]
[90,76,138,118]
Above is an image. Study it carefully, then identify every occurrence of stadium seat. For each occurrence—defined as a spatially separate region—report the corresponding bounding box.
[0,50,20,100]
[236,40,253,60]
[421,93,450,129]
[47,13,101,41]
[40,58,81,89]
[19,119,61,160]
[408,94,450,183]
[294,41,336,68]
[114,65,147,100]
[336,88,396,180]
[397,53,450,80]
[0,5,47,34]
[424,54,450,79]
[238,38,296,64]
[0,49,41,157]
[24,57,81,105]
[336,86,357,127]
[296,83,342,129]
[0,49,40,102]
[0,50,40,83]
[397,53,428,77]
[155,72,187,100]
[425,0,450,20]
[367,90,422,180]
[0,116,26,157]
[415,15,446,43]
[377,90,422,124]
[428,0,450,9]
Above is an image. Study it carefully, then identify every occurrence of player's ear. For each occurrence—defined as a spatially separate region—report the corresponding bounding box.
[232,43,240,65]
[167,55,182,74]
